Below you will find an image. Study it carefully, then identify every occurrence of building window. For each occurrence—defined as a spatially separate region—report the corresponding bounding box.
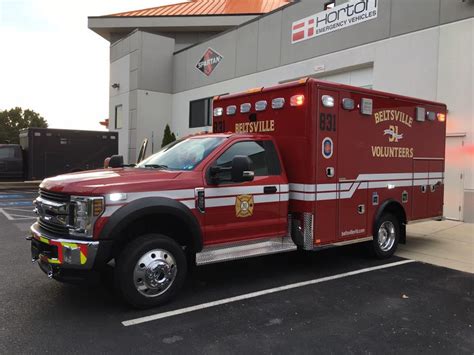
[189,97,212,128]
[324,1,335,10]
[115,105,123,129]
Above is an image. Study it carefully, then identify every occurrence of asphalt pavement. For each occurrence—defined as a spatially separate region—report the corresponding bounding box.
[0,190,472,354]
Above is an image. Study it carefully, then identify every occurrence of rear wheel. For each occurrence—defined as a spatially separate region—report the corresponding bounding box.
[115,234,187,308]
[372,213,400,258]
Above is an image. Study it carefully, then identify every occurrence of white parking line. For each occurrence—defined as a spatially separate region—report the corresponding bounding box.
[0,208,36,220]
[122,259,416,327]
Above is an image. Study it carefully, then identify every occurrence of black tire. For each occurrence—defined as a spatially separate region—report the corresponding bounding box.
[372,213,400,259]
[115,234,187,309]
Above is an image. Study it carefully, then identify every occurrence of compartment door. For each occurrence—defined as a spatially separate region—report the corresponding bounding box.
[338,181,368,239]
[412,159,429,219]
[427,159,444,218]
[315,89,339,243]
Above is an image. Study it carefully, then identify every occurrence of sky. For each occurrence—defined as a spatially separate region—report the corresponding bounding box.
[0,0,180,131]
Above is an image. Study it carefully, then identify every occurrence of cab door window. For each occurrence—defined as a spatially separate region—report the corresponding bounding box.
[214,140,280,180]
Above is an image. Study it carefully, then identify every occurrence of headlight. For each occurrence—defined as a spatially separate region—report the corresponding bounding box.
[69,196,104,238]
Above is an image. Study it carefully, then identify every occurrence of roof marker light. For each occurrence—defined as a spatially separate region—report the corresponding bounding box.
[226,105,237,116]
[240,103,251,113]
[246,87,264,94]
[290,95,305,106]
[272,98,285,109]
[213,107,223,117]
[437,113,446,122]
[255,100,267,111]
[322,95,334,108]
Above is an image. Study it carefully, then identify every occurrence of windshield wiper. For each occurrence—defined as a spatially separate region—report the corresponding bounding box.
[144,164,168,169]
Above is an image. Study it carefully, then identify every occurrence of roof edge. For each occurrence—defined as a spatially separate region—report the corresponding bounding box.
[173,1,296,55]
[89,12,272,19]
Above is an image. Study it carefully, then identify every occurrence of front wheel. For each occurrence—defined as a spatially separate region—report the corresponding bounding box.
[115,234,187,308]
[372,213,400,258]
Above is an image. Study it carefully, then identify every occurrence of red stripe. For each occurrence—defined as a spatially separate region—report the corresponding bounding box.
[292,22,305,30]
[292,30,305,42]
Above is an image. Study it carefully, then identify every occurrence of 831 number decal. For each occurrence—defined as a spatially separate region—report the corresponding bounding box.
[319,113,336,132]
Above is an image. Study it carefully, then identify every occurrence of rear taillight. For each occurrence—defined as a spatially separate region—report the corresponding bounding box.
[437,113,446,122]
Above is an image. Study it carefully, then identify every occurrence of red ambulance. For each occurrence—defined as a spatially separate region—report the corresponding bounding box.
[29,78,447,308]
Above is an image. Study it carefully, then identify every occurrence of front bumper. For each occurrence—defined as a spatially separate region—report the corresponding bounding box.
[30,222,99,270]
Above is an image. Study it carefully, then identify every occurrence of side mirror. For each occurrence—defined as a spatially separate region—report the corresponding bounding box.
[137,138,148,164]
[231,155,254,183]
[108,155,124,168]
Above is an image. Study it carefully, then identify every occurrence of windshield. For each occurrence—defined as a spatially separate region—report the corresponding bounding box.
[136,136,226,171]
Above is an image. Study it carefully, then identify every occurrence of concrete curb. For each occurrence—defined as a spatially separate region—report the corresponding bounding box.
[0,181,41,191]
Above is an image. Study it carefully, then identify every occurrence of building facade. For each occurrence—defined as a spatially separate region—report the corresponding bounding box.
[89,0,474,222]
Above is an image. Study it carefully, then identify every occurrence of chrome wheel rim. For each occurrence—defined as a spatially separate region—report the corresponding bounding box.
[377,221,396,252]
[133,249,177,297]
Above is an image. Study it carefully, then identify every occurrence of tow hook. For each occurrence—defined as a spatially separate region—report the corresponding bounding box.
[38,261,59,279]
[47,266,60,279]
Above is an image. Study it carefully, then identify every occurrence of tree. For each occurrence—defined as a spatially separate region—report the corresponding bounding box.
[0,108,48,144]
[161,124,176,147]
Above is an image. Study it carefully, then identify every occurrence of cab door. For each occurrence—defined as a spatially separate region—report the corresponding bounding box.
[202,139,288,245]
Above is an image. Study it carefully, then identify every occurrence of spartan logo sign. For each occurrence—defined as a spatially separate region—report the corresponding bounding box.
[235,195,254,218]
[196,48,223,76]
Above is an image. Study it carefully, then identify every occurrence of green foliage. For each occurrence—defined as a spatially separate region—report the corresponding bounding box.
[0,107,48,144]
[161,124,176,148]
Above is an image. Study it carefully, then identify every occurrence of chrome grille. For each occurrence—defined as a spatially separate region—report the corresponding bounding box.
[38,219,69,236]
[39,188,70,203]
[35,189,71,237]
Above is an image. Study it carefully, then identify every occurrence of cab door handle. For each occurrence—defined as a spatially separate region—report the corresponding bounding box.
[264,186,277,194]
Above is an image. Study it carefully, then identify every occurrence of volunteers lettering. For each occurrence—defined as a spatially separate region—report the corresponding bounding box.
[371,146,414,158]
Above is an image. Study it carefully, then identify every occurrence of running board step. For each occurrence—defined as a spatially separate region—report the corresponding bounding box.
[196,237,297,265]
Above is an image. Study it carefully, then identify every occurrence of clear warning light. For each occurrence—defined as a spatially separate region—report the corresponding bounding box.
[322,95,335,108]
[226,105,236,116]
[213,107,223,117]
[290,95,305,106]
[437,113,446,122]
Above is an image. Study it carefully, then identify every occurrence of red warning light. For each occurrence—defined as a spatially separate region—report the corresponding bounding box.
[290,95,305,106]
